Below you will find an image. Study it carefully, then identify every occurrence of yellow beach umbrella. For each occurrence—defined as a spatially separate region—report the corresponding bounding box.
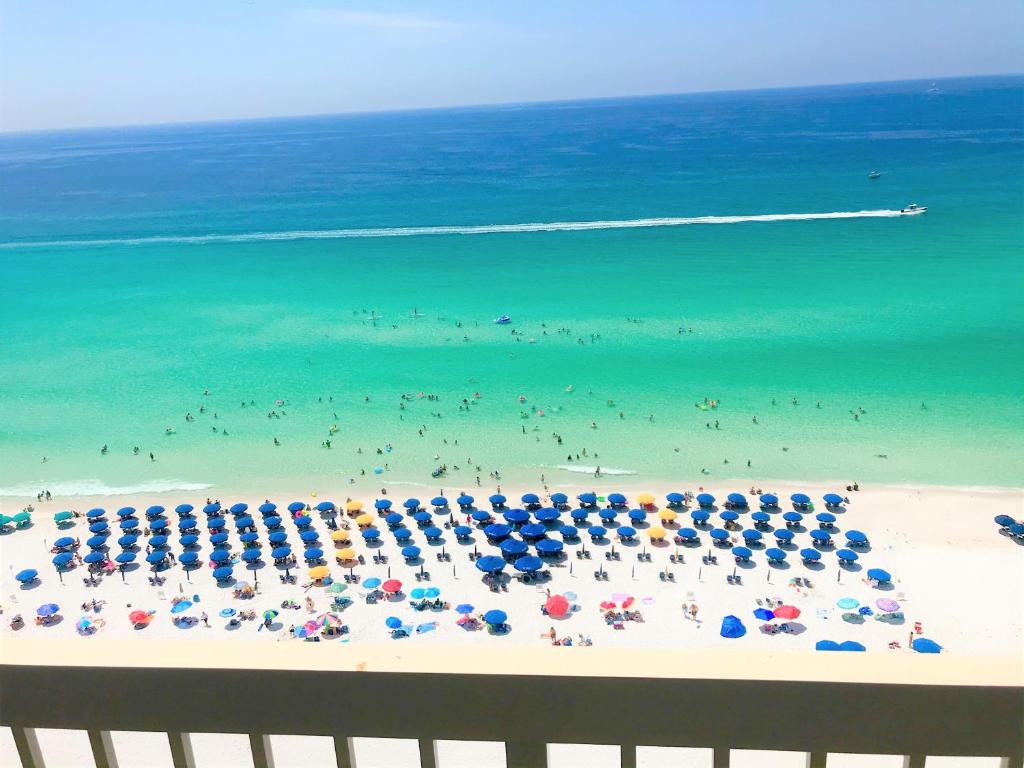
[659,509,677,522]
[335,547,356,562]
[330,529,350,543]
[647,526,667,540]
[636,492,655,506]
[308,565,329,580]
[345,500,363,513]
[355,513,374,527]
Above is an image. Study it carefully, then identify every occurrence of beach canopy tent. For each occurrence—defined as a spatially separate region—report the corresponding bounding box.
[618,526,638,539]
[431,497,448,508]
[521,493,540,505]
[514,555,543,573]
[483,609,507,625]
[570,509,589,521]
[765,548,787,561]
[666,492,685,505]
[504,509,530,524]
[720,615,746,638]
[385,513,404,526]
[809,530,832,543]
[52,553,74,567]
[774,528,793,542]
[488,494,506,507]
[424,526,443,540]
[578,492,597,505]
[484,524,512,540]
[690,510,710,523]
[751,512,771,523]
[816,512,837,524]
[536,508,560,523]
[588,525,607,538]
[500,539,529,556]
[559,525,579,539]
[361,529,380,541]
[759,494,779,506]
[731,546,752,559]
[203,503,221,515]
[727,493,748,506]
[471,510,492,522]
[393,528,412,541]
[608,493,627,506]
[536,539,563,554]
[912,638,942,654]
[628,509,646,522]
[599,508,618,521]
[272,546,292,559]
[457,495,474,508]
[87,509,107,519]
[753,608,775,621]
[475,556,506,574]
[800,549,821,561]
[15,569,38,583]
[741,529,762,541]
[823,493,844,506]
[836,549,859,562]
[258,503,277,514]
[719,511,738,522]
[696,493,715,507]
[303,548,324,560]
[520,523,547,539]
[710,529,729,541]
[993,515,1016,527]
[454,525,473,537]
[115,552,136,564]
[229,503,248,515]
[179,551,199,565]
[867,568,892,582]
[401,546,421,560]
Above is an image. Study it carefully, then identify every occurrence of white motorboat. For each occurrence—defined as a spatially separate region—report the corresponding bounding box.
[899,203,927,215]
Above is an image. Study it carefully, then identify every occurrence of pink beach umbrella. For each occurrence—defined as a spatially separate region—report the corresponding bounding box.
[876,598,901,613]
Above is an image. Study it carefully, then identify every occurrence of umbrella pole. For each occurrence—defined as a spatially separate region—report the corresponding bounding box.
[836,569,841,583]
[698,566,702,582]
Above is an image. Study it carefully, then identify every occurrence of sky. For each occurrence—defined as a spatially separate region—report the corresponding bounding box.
[1,0,1022,132]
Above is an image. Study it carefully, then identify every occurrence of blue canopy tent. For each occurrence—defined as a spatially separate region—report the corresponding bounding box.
[912,638,942,654]
[823,493,844,507]
[867,568,892,583]
[536,539,563,555]
[484,523,512,541]
[500,538,529,557]
[535,508,560,523]
[504,509,530,525]
[696,493,715,507]
[765,548,787,562]
[401,546,422,560]
[393,528,412,541]
[727,493,748,507]
[720,615,746,638]
[475,556,506,574]
[759,494,779,507]
[587,525,607,539]
[731,546,752,561]
[514,555,543,573]
[800,549,821,562]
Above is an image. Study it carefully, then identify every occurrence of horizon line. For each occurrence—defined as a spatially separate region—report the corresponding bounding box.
[2,72,1020,137]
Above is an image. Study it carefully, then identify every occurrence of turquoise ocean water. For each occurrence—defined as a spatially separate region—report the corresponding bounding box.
[1,76,1021,496]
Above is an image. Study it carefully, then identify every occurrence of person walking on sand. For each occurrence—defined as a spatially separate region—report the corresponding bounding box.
[682,601,689,619]
[689,603,699,623]
[201,611,209,627]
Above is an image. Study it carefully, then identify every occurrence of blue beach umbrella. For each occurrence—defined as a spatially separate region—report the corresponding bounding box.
[618,526,638,539]
[628,509,646,523]
[87,508,106,519]
[484,523,512,540]
[521,493,540,505]
[117,507,136,518]
[454,525,473,538]
[774,529,795,542]
[710,528,729,541]
[500,538,529,556]
[210,550,230,563]
[211,532,231,545]
[455,603,474,614]
[149,535,168,548]
[37,603,60,617]
[424,526,443,540]
[178,519,198,531]
[471,510,491,522]
[151,519,168,531]
[207,517,226,529]
[696,493,715,507]
[752,511,771,523]
[783,512,803,523]
[234,516,254,529]
[588,525,607,539]
[83,551,105,564]
[608,493,627,506]
[413,511,432,525]
[753,608,775,621]
[845,530,868,544]
[456,494,474,508]
[666,492,685,505]
[90,521,109,533]
[598,508,618,521]
[410,588,427,599]
[15,569,38,583]
[504,509,530,525]
[203,502,221,515]
[520,523,546,539]
[810,530,832,543]
[145,551,166,564]
[179,551,199,565]
[720,511,739,522]
[475,555,506,574]
[488,494,506,507]
[360,528,379,542]
[731,546,752,560]
[241,549,261,562]
[741,529,762,541]
[146,505,166,518]
[765,548,787,561]
[52,552,74,567]
[374,499,393,511]
[170,600,192,614]
[759,494,778,506]
[300,530,320,543]
[550,493,568,506]
[800,549,821,561]
[720,615,746,638]
[727,493,747,507]
[816,512,836,524]
[89,535,111,548]
[690,510,710,523]
[180,534,199,547]
[287,502,305,513]
[401,546,421,560]
[303,547,324,561]
[912,638,942,654]
[993,514,1015,527]
[675,526,697,539]
[264,516,282,528]
[791,493,810,505]
[316,501,335,513]
[258,503,277,514]
[535,508,559,523]
[836,549,859,562]
[815,640,841,651]
[385,512,404,526]
[424,587,441,598]
[514,555,543,573]
[175,504,194,515]
[838,641,866,652]
[431,496,448,508]
[570,509,589,522]
[272,546,292,560]
[115,552,136,564]
[823,493,844,506]
[536,539,563,555]
[577,492,597,505]
[867,568,892,583]
[213,566,234,581]
[113,534,135,547]
[483,609,507,625]
[560,525,579,539]
[403,498,422,510]
[363,577,382,589]
[393,528,412,541]
[54,536,75,548]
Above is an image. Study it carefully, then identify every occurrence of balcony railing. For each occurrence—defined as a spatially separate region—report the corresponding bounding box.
[2,640,1021,768]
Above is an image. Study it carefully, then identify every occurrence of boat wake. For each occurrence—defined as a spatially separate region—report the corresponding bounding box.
[0,209,922,249]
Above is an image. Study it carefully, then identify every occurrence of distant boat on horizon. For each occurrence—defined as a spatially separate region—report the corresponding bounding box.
[868,170,882,179]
